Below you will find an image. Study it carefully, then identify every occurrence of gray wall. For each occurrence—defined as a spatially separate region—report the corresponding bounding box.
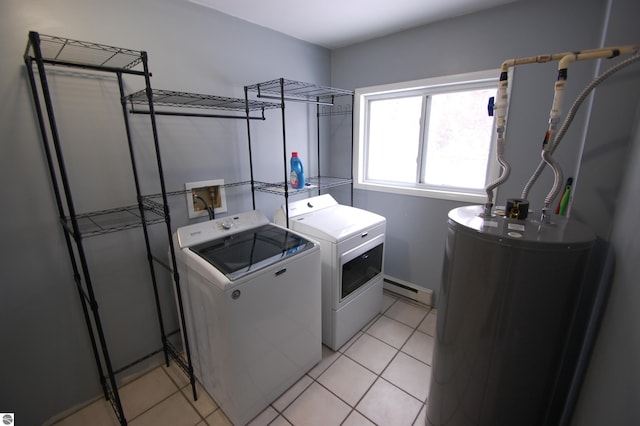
[0,0,330,424]
[331,0,640,424]
[331,0,639,302]
[572,83,640,426]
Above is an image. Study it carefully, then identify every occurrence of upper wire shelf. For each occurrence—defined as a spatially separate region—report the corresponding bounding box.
[24,32,144,71]
[245,78,354,104]
[127,89,280,112]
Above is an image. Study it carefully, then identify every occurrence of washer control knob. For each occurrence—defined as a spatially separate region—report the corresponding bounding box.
[222,221,233,230]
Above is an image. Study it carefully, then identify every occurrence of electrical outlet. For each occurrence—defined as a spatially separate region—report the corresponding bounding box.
[185,179,227,219]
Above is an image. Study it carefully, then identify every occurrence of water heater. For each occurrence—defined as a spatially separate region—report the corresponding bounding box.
[427,205,596,425]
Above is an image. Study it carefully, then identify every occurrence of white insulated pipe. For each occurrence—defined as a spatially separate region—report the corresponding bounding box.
[521,53,640,204]
[539,45,640,223]
[484,51,594,215]
[484,44,640,219]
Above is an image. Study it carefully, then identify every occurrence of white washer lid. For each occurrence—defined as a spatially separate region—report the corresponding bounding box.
[290,203,386,242]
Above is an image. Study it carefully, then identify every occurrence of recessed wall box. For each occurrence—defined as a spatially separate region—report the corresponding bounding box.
[185,179,227,219]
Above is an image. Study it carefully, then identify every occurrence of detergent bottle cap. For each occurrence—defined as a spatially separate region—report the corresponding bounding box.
[292,152,298,157]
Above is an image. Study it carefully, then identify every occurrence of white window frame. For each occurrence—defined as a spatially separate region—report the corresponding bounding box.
[353,69,512,203]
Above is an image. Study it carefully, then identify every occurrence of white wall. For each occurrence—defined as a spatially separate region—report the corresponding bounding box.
[0,0,330,424]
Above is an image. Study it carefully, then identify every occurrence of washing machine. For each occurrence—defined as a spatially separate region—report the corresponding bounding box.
[173,210,322,426]
[274,194,386,350]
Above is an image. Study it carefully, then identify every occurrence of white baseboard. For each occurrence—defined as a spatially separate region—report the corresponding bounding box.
[383,275,433,307]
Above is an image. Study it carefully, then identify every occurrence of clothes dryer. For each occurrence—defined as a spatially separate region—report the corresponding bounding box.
[275,195,386,350]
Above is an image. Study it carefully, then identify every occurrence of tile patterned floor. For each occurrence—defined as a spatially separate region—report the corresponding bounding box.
[49,292,435,426]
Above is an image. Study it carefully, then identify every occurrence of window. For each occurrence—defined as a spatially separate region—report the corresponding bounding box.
[354,69,510,202]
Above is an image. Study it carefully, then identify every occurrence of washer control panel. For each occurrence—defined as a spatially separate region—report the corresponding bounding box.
[176,210,270,248]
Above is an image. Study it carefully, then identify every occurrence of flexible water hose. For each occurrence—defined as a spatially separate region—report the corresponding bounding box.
[540,48,639,223]
[193,194,214,220]
[541,150,563,220]
[521,53,640,201]
[484,48,630,213]
[484,44,639,217]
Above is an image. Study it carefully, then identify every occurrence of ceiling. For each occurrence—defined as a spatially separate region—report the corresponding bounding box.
[188,0,520,49]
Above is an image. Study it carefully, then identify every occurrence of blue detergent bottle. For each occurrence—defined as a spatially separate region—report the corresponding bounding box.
[290,152,305,189]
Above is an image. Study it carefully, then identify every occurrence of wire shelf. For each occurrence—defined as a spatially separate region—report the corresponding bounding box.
[254,176,352,195]
[246,78,354,103]
[25,32,144,70]
[143,181,254,200]
[127,89,280,112]
[62,203,165,238]
[319,104,353,116]
[61,183,255,238]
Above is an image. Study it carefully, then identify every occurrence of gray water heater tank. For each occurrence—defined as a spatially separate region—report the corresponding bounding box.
[427,205,596,425]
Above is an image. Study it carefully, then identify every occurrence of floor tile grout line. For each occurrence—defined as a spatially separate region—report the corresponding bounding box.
[262,322,373,424]
[341,329,432,380]
[341,336,399,376]
[195,299,431,425]
[377,375,427,411]
[51,292,432,425]
[264,347,376,425]
[272,323,429,426]
[268,373,315,418]
[312,353,425,426]
[177,382,216,424]
[336,304,433,392]
[288,352,378,426]
[158,364,220,424]
[382,309,430,330]
[45,394,116,426]
[107,365,182,424]
[164,295,430,425]
[377,342,430,403]
[123,386,184,424]
[267,347,346,422]
[358,303,433,402]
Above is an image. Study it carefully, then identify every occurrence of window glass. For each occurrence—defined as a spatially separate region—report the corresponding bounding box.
[367,96,422,183]
[423,89,497,189]
[354,69,508,203]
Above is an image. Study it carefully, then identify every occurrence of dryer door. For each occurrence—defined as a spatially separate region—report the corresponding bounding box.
[340,236,384,300]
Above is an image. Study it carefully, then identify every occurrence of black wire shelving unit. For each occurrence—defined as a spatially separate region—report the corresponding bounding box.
[126,89,280,214]
[244,78,355,226]
[23,31,198,425]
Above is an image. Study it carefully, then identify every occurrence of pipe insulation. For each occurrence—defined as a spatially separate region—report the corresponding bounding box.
[484,44,640,217]
[521,53,640,202]
[540,46,640,222]
[484,46,636,212]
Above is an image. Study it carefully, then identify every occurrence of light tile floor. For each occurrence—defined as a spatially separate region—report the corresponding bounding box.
[50,292,436,426]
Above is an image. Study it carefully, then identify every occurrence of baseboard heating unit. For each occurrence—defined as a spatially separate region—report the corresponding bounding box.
[383,275,433,307]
